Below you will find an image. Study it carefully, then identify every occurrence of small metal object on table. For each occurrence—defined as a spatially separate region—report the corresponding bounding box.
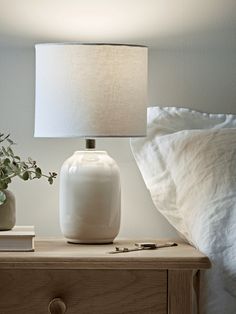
[109,242,178,254]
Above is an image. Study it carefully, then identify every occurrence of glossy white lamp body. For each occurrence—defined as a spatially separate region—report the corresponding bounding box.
[60,151,121,243]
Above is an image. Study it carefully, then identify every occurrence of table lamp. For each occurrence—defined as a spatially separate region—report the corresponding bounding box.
[35,43,147,243]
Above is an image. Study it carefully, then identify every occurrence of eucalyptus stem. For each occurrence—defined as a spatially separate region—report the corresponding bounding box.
[0,133,57,205]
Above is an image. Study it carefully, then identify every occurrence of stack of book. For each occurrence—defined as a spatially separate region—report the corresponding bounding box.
[0,226,35,252]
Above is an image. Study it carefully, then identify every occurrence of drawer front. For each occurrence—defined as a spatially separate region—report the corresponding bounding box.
[0,269,167,314]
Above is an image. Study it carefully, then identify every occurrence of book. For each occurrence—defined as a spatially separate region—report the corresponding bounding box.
[0,226,35,252]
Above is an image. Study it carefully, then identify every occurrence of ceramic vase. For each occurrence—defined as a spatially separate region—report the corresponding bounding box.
[0,190,16,231]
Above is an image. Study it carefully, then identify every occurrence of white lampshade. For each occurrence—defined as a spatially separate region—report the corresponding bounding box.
[35,43,147,138]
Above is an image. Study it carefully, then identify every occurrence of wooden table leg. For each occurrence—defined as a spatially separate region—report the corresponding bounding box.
[168,270,195,314]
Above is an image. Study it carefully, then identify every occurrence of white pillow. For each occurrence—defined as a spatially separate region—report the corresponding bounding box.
[146,106,236,135]
[130,106,236,314]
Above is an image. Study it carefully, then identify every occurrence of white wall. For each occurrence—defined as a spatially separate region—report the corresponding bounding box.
[149,49,236,113]
[0,46,235,238]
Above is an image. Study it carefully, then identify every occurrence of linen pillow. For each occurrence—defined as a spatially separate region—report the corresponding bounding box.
[146,106,236,135]
[130,106,236,314]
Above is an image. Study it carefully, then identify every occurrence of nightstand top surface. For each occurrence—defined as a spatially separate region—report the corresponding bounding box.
[0,238,210,270]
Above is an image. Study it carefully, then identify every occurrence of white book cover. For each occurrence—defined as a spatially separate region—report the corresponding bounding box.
[0,226,35,251]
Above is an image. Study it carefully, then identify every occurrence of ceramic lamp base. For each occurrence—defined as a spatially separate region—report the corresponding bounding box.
[59,151,121,244]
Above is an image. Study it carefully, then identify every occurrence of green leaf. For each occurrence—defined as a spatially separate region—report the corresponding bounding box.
[0,181,8,190]
[7,138,14,145]
[22,171,29,181]
[36,167,42,174]
[2,146,9,156]
[3,158,10,166]
[35,167,42,178]
[7,147,14,156]
[5,178,11,184]
[0,190,6,205]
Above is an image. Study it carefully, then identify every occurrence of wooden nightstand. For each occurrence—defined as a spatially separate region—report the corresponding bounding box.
[0,239,210,314]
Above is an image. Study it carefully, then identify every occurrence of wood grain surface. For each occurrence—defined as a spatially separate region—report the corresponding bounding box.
[0,239,211,314]
[0,239,211,270]
[168,270,194,314]
[0,269,167,314]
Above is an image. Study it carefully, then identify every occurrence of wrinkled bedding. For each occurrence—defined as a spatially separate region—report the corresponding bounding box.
[130,107,236,314]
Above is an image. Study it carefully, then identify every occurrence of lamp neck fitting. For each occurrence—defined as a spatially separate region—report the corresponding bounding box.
[86,138,96,150]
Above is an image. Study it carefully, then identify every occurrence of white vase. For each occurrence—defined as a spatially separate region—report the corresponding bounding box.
[0,190,16,231]
[59,151,121,243]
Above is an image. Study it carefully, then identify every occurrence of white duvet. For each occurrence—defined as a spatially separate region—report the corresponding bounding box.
[131,107,236,314]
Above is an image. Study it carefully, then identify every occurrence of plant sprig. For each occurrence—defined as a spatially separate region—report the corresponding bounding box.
[0,133,57,205]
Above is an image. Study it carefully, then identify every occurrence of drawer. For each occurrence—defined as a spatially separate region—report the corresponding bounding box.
[0,269,167,314]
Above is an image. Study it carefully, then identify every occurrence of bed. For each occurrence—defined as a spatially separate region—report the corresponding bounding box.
[130,106,236,314]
